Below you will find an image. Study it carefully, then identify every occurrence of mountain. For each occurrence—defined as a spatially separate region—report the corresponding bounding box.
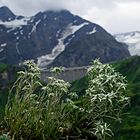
[0,6,130,68]
[115,31,140,56]
[0,6,16,21]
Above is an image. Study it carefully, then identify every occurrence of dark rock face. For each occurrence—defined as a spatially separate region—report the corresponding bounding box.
[0,6,16,21]
[0,7,130,68]
[51,28,129,67]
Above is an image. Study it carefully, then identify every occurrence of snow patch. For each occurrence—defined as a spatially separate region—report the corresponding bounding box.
[0,48,4,52]
[128,42,140,56]
[115,31,140,56]
[0,17,30,30]
[16,43,21,55]
[14,32,18,35]
[29,20,41,35]
[7,28,14,33]
[29,17,35,23]
[37,22,89,67]
[20,30,23,35]
[16,36,19,40]
[73,20,77,23]
[87,27,96,35]
[37,38,65,67]
[65,34,75,46]
[31,20,41,33]
[70,22,89,34]
[1,43,7,47]
[8,18,12,21]
[43,15,47,19]
[56,30,61,37]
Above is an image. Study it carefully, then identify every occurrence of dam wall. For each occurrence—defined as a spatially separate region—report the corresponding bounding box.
[41,66,89,82]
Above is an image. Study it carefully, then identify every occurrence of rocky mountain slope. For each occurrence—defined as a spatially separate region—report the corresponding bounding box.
[0,6,130,68]
[115,31,140,56]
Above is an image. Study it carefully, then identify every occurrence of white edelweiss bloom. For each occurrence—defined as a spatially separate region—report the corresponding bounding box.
[41,86,47,90]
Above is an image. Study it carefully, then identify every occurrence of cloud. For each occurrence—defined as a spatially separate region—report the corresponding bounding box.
[83,1,140,33]
[1,0,139,15]
[0,0,140,33]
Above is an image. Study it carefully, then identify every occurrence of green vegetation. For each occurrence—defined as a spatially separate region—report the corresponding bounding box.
[0,56,139,140]
[111,56,140,140]
[0,60,129,140]
[0,134,10,140]
[71,56,140,140]
[0,64,8,73]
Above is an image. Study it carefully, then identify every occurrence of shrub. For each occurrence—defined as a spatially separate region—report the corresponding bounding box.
[0,133,10,140]
[3,60,129,140]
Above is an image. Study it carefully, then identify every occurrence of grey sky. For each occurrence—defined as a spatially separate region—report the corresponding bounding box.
[0,0,140,34]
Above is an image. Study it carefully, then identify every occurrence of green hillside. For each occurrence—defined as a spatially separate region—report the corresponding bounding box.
[112,56,140,140]
[0,56,140,139]
[71,56,140,140]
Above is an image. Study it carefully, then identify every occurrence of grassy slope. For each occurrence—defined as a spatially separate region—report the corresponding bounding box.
[0,56,140,139]
[71,56,140,140]
[0,63,8,73]
[112,56,140,140]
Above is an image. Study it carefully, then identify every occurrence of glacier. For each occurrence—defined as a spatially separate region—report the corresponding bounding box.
[115,31,140,56]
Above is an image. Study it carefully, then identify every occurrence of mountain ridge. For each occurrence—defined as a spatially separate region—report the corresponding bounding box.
[114,31,140,56]
[0,6,16,21]
[0,6,130,68]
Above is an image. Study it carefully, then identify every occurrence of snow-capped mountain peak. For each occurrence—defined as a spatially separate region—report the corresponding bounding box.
[0,6,130,68]
[115,31,140,56]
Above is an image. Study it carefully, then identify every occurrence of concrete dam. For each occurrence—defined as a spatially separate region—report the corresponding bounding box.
[41,66,89,82]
